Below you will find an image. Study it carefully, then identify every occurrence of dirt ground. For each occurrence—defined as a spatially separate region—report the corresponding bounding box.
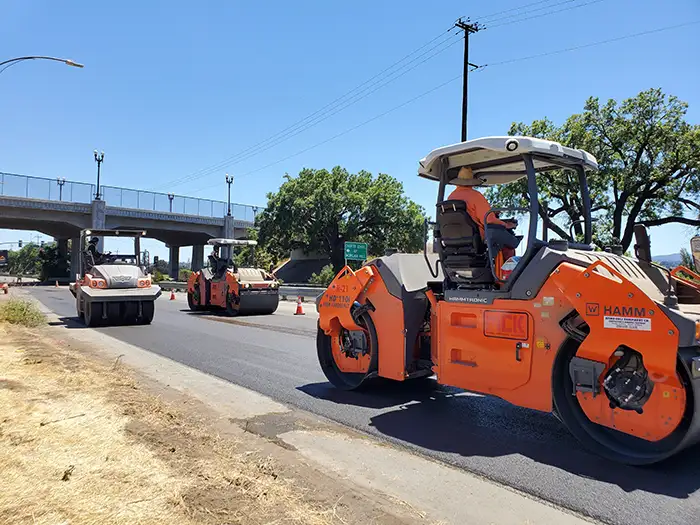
[0,310,418,524]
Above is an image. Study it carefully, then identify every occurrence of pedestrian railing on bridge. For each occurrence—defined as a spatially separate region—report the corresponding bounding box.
[0,172,261,223]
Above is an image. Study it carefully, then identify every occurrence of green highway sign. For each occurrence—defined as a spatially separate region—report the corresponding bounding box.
[344,241,368,261]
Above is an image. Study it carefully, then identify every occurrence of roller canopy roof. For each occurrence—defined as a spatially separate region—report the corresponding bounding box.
[82,229,147,237]
[418,136,598,187]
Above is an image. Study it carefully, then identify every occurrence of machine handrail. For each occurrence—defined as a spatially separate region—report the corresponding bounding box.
[423,218,440,279]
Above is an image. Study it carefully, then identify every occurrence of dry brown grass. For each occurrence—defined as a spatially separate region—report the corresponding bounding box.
[0,298,45,327]
[0,322,335,525]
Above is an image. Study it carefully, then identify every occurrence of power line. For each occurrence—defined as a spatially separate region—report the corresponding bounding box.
[486,0,606,29]
[151,27,460,191]
[158,33,462,191]
[464,0,566,23]
[184,20,698,194]
[481,20,700,67]
[477,0,589,26]
[236,74,463,180]
[158,0,609,191]
[193,0,607,181]
[174,33,463,184]
[163,0,627,192]
[183,75,463,196]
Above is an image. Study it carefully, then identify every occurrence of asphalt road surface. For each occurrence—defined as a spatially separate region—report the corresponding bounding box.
[28,286,700,525]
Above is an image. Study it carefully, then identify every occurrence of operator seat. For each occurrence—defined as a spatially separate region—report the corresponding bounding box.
[435,200,494,287]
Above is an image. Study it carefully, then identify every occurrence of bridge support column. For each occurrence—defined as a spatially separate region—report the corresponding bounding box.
[224,215,235,239]
[91,199,107,251]
[52,238,69,279]
[169,246,180,280]
[191,245,204,271]
[56,238,68,258]
[70,238,80,279]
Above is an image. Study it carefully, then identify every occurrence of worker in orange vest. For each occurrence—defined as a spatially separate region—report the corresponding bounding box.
[447,166,520,278]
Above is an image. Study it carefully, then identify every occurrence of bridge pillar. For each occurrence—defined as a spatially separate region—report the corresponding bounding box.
[70,238,80,278]
[191,245,204,271]
[169,246,180,280]
[91,199,107,251]
[224,215,235,239]
[56,238,68,258]
[51,238,69,279]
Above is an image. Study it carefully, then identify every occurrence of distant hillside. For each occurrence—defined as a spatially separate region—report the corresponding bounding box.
[652,253,682,267]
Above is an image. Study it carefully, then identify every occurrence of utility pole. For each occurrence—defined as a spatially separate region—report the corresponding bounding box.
[93,150,105,200]
[454,18,481,142]
[225,173,234,216]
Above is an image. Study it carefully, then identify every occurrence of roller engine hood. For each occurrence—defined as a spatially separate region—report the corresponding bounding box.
[91,265,143,288]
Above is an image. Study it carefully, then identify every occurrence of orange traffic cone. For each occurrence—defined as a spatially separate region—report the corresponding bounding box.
[294,296,305,315]
[2,283,8,294]
[55,280,59,288]
[170,290,176,300]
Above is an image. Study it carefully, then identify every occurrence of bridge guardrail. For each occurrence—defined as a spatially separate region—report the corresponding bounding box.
[0,172,263,222]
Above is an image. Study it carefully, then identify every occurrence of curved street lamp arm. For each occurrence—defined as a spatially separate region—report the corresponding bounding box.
[0,56,84,68]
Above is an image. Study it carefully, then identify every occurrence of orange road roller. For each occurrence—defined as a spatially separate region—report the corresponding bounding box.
[187,238,279,315]
[316,136,700,465]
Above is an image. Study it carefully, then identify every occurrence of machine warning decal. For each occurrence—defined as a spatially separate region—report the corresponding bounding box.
[484,311,529,340]
[603,316,651,331]
[322,293,353,309]
[586,303,600,316]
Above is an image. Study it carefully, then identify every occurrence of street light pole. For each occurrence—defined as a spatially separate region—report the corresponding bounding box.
[93,150,104,200]
[57,177,66,201]
[0,56,84,76]
[225,174,234,216]
[167,193,174,212]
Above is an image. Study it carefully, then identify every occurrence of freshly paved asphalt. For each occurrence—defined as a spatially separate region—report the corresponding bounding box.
[28,286,700,525]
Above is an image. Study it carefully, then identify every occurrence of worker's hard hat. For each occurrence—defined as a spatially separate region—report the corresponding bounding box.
[457,166,474,180]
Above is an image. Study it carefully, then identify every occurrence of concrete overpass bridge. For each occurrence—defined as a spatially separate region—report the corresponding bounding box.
[0,172,261,278]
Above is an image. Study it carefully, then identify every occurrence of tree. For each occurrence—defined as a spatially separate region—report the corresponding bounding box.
[152,258,169,274]
[232,229,277,271]
[309,264,336,287]
[38,242,69,280]
[7,244,41,276]
[680,248,695,270]
[488,89,700,251]
[257,167,427,272]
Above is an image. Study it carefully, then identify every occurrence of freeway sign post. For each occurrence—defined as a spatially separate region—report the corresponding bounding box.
[344,241,368,266]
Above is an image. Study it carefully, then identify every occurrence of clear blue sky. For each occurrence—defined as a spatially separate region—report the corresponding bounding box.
[2,0,699,261]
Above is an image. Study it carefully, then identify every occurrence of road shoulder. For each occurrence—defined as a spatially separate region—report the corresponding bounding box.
[26,290,596,524]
